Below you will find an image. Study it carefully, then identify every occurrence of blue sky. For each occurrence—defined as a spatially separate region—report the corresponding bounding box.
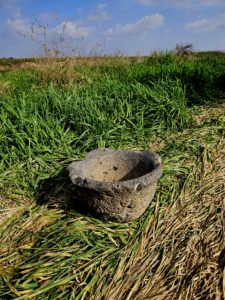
[0,0,225,57]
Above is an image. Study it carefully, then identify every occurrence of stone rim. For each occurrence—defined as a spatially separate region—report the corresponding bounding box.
[68,148,162,192]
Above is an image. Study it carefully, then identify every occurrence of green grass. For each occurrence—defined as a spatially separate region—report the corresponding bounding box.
[0,52,225,299]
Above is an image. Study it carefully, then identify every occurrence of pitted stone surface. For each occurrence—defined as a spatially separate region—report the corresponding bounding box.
[68,148,162,222]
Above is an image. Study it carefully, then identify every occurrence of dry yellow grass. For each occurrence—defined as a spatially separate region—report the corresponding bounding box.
[0,195,30,224]
[102,115,225,299]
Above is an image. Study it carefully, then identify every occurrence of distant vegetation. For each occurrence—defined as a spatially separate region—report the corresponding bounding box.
[0,52,224,299]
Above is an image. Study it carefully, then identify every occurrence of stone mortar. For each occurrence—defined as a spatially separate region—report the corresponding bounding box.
[68,148,162,222]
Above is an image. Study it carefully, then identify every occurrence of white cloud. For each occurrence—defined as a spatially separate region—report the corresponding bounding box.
[1,17,95,57]
[3,18,94,45]
[185,14,225,32]
[137,0,225,8]
[137,0,192,6]
[57,21,94,39]
[106,13,164,36]
[6,17,30,36]
[5,16,94,40]
[0,0,21,18]
[88,3,111,22]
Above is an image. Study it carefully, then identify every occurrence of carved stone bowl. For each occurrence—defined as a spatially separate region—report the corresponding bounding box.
[68,148,162,222]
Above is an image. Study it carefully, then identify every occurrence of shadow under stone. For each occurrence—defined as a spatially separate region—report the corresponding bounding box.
[35,167,91,216]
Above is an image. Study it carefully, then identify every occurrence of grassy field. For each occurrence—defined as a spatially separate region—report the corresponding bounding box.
[0,52,225,299]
